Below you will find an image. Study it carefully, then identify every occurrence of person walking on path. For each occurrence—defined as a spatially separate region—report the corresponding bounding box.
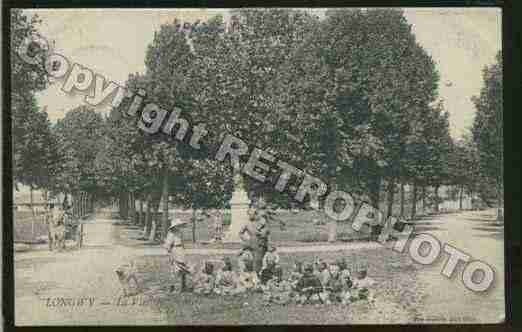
[164,218,190,293]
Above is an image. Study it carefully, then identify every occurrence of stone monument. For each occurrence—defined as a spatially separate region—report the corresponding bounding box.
[223,174,251,242]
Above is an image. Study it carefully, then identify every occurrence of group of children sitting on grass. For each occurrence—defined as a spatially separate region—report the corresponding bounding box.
[190,245,376,306]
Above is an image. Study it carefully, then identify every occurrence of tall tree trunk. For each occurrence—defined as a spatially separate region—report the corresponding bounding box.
[63,193,68,209]
[139,199,144,226]
[80,192,84,218]
[144,194,152,239]
[192,209,197,243]
[434,185,440,213]
[386,180,395,218]
[43,190,48,205]
[77,193,80,217]
[76,192,80,218]
[327,183,338,243]
[411,182,418,220]
[368,175,382,241]
[129,192,136,224]
[72,194,77,218]
[400,182,405,218]
[161,170,170,240]
[496,182,503,222]
[132,193,137,223]
[149,200,159,242]
[421,186,426,214]
[30,185,35,240]
[83,192,87,217]
[119,192,129,220]
[459,185,464,210]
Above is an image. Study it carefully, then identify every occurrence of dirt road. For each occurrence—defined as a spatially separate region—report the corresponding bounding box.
[15,217,166,326]
[411,210,505,323]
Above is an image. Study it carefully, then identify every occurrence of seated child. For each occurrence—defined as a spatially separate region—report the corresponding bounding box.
[260,247,280,285]
[351,265,376,304]
[260,259,279,285]
[214,257,240,296]
[336,258,353,289]
[262,246,280,270]
[288,261,303,288]
[193,261,216,295]
[237,259,260,293]
[313,259,330,286]
[321,263,352,305]
[295,263,325,305]
[238,245,255,273]
[262,266,292,305]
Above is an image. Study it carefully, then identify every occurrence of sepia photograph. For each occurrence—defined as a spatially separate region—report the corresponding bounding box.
[7,6,504,326]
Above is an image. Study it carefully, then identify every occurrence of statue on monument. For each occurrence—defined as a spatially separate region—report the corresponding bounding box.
[223,173,271,272]
[222,173,251,242]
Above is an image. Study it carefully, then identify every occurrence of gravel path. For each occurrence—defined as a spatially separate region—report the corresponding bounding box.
[412,210,505,323]
[15,219,165,326]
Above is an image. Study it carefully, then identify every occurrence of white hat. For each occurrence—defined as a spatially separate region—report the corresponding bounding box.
[168,218,188,231]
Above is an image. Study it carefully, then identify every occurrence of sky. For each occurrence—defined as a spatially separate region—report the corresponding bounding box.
[25,8,502,139]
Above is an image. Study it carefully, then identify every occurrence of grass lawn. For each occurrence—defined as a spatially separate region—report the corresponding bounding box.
[132,247,424,324]
[130,209,377,246]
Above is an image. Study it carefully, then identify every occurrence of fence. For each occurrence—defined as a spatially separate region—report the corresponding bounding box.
[13,191,94,243]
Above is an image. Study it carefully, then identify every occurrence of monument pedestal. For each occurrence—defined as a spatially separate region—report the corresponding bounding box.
[223,176,251,243]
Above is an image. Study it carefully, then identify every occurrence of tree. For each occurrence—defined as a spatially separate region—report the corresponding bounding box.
[11,9,53,188]
[471,51,503,221]
[13,95,60,234]
[308,9,440,237]
[190,9,322,206]
[13,96,59,189]
[54,106,105,206]
[104,20,236,241]
[404,101,452,219]
[10,9,49,101]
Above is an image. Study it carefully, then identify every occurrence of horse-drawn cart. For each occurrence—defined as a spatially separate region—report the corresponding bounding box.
[48,212,85,250]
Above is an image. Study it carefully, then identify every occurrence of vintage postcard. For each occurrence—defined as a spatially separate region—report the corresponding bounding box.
[8,7,504,326]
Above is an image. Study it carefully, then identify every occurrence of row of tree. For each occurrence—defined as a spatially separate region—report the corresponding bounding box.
[11,9,503,242]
